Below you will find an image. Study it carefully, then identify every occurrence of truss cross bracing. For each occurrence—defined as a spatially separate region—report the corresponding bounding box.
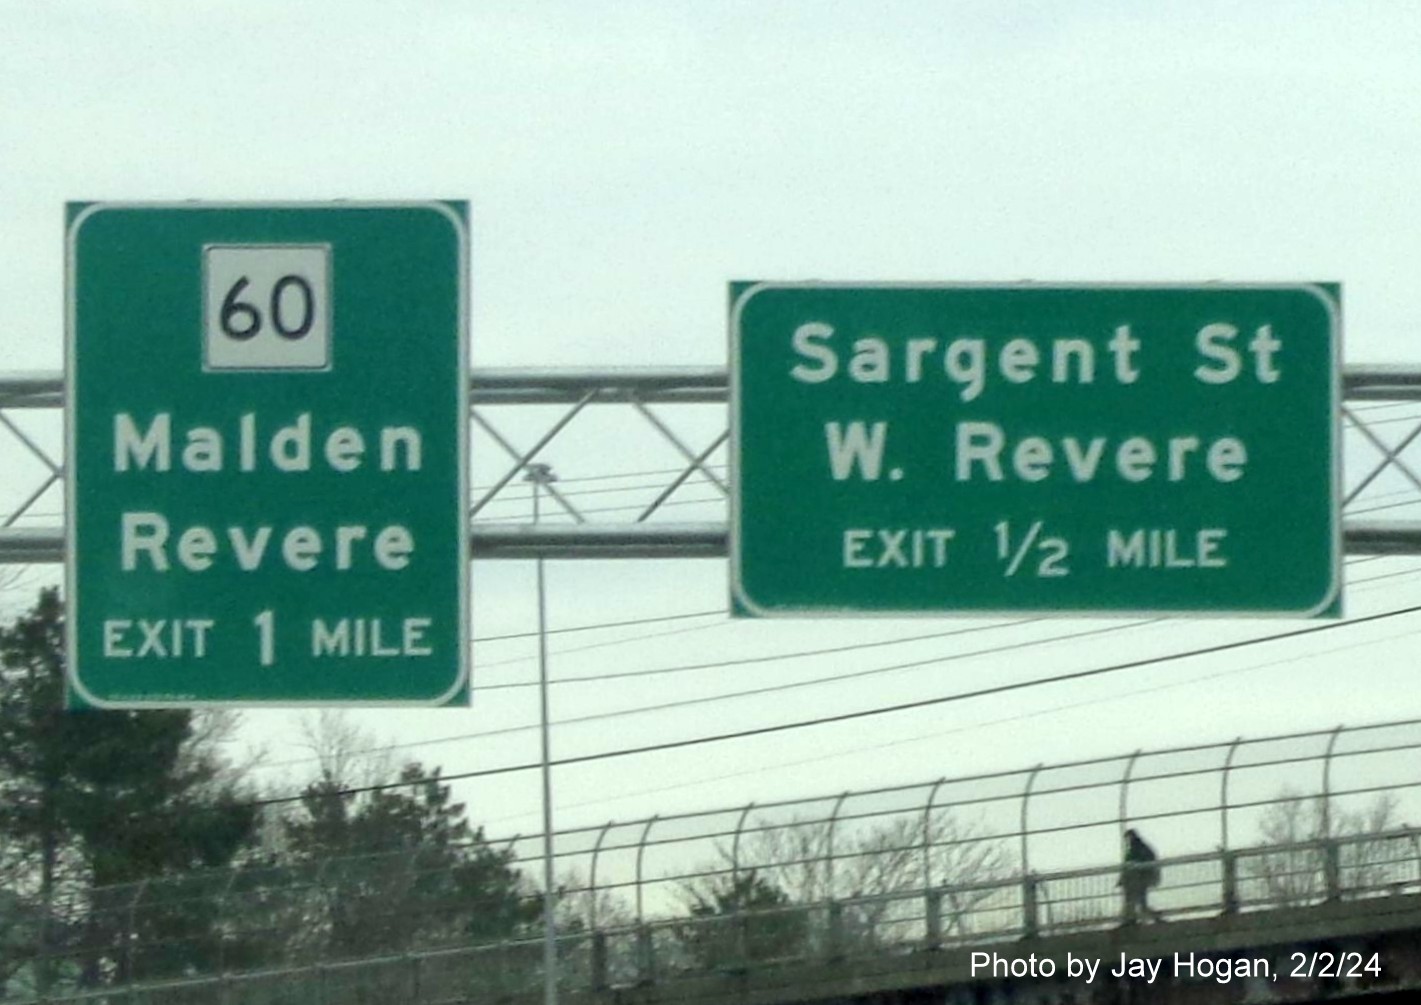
[2,365,1420,562]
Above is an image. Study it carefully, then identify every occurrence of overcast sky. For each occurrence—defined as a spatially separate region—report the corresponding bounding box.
[4,1,1421,866]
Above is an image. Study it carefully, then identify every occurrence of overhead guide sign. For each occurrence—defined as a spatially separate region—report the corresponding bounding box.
[731,283,1340,617]
[67,202,469,706]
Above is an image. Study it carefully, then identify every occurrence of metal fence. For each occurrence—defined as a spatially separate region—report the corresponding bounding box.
[17,828,1421,1004]
[6,716,1421,1002]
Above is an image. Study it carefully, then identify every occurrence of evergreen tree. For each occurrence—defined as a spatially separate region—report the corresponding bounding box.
[676,870,808,971]
[0,589,258,991]
[279,762,539,960]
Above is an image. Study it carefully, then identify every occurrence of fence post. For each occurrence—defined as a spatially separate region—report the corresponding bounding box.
[1021,875,1039,940]
[1118,749,1142,835]
[1221,737,1243,853]
[923,778,947,891]
[591,931,608,990]
[408,953,421,1002]
[924,889,943,950]
[634,816,659,930]
[126,879,150,987]
[1221,850,1239,914]
[1019,766,1043,878]
[825,900,844,961]
[826,792,849,901]
[636,924,655,985]
[588,820,614,934]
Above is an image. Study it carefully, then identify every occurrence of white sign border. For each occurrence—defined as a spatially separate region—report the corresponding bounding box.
[64,200,471,708]
[728,280,1343,621]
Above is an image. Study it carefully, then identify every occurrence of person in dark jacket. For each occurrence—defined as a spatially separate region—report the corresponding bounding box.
[1119,828,1163,924]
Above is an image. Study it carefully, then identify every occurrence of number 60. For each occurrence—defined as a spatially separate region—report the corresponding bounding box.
[220,274,316,341]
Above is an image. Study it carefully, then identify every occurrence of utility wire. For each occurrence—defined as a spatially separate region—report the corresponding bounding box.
[469,498,715,524]
[474,616,1038,683]
[258,616,1108,769]
[263,619,1158,769]
[468,461,726,491]
[268,561,1421,772]
[473,608,723,643]
[484,620,1421,827]
[245,600,1421,809]
[264,560,1421,776]
[472,618,729,669]
[473,555,1409,685]
[1347,411,1421,427]
[1349,497,1421,516]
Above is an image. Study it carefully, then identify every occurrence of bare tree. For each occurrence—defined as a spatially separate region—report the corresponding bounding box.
[1244,791,1405,907]
[297,710,395,789]
[680,809,1009,958]
[249,712,396,860]
[0,567,42,626]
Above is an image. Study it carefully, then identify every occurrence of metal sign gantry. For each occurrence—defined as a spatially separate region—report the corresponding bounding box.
[2,364,1421,563]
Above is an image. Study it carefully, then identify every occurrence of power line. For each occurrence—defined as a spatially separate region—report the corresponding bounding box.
[1346,411,1421,427]
[465,460,727,490]
[263,559,1421,774]
[284,562,1421,768]
[1349,497,1421,516]
[473,616,1039,683]
[245,600,1421,810]
[258,616,1110,769]
[473,493,725,522]
[473,555,1413,685]
[483,620,1421,827]
[473,608,723,643]
[262,618,1161,769]
[472,617,731,669]
[1346,401,1421,414]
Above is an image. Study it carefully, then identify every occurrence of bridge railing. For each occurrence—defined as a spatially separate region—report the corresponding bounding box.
[583,825,1421,992]
[11,718,1421,1002]
[19,826,1421,1003]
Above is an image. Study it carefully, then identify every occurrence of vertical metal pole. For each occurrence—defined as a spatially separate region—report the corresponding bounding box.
[1321,725,1344,901]
[1020,766,1042,876]
[1321,724,1344,839]
[634,816,659,984]
[526,463,559,1005]
[923,778,947,891]
[635,816,659,928]
[128,879,150,986]
[731,802,755,971]
[218,864,241,979]
[1220,738,1242,853]
[1220,737,1243,914]
[588,820,614,934]
[731,802,756,888]
[1020,766,1041,938]
[1118,750,1142,833]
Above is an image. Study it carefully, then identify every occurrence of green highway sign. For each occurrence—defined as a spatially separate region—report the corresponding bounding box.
[731,283,1341,617]
[66,202,469,707]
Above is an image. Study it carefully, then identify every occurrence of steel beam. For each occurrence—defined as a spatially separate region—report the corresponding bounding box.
[5,365,1421,562]
[6,362,1421,404]
[0,368,730,407]
[3,520,1420,563]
